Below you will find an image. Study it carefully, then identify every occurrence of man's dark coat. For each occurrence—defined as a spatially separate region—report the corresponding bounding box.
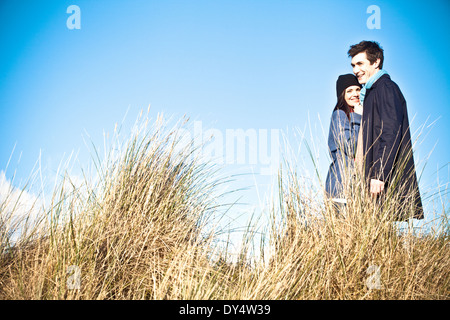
[361,74,424,220]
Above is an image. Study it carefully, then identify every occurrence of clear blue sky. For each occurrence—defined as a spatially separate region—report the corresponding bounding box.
[1,0,449,227]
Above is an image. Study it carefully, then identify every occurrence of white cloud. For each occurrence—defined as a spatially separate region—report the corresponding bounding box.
[0,171,44,243]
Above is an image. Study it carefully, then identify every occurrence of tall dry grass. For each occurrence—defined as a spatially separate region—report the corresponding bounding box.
[0,113,448,300]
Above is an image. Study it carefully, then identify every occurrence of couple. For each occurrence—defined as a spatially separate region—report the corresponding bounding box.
[325,40,423,220]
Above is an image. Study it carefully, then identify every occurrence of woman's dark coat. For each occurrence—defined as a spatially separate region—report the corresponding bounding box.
[360,74,424,220]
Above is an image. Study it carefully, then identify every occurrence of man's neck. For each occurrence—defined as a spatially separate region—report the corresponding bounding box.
[365,68,385,88]
[369,69,380,80]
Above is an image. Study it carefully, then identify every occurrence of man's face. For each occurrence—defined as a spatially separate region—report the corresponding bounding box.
[351,52,380,85]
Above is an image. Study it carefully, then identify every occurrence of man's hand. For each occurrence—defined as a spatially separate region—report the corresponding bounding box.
[370,179,384,196]
[354,103,363,115]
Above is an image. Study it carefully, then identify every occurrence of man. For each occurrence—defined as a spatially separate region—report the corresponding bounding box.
[348,40,423,220]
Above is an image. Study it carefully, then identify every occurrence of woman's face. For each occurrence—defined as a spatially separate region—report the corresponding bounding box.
[344,85,361,107]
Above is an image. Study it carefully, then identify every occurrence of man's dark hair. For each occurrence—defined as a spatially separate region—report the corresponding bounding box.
[348,41,384,69]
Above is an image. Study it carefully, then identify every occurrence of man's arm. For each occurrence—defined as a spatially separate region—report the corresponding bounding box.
[371,82,404,194]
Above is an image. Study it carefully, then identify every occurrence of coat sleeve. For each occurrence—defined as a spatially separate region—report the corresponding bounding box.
[371,83,404,181]
[330,110,361,158]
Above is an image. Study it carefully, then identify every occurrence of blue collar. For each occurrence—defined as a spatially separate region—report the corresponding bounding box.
[360,69,388,106]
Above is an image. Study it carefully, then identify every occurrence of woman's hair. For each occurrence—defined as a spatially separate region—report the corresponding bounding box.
[333,90,353,121]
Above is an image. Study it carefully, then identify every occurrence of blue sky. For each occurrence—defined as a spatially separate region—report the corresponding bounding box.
[1,0,449,229]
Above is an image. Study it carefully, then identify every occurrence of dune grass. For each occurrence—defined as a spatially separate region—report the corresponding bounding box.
[0,113,448,300]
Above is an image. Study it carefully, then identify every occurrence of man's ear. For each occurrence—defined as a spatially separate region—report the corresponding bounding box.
[373,58,381,69]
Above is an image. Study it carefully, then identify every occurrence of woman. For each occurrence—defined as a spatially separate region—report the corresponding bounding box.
[325,74,363,204]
